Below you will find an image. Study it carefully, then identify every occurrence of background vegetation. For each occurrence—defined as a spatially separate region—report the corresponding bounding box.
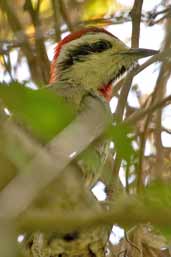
[1,0,171,256]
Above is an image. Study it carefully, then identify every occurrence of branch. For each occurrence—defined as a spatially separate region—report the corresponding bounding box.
[110,0,144,197]
[124,95,171,125]
[51,0,62,41]
[130,0,143,47]
[112,48,171,97]
[1,5,170,56]
[59,0,74,32]
[17,194,171,233]
[24,0,50,83]
[0,1,39,83]
[115,0,143,122]
[0,96,111,219]
[152,17,171,180]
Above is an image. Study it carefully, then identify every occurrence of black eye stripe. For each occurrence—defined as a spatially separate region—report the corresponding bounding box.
[58,40,112,70]
[91,40,112,52]
[70,44,92,60]
[71,39,112,57]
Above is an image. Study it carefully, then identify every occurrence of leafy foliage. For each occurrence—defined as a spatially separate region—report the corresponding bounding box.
[0,81,77,143]
[1,1,171,256]
[106,123,136,162]
[141,182,171,240]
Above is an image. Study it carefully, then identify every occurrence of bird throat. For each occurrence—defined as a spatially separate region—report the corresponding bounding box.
[99,83,113,102]
[99,64,131,101]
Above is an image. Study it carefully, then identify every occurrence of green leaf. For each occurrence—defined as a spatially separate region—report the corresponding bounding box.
[141,182,171,242]
[106,123,135,161]
[0,82,77,143]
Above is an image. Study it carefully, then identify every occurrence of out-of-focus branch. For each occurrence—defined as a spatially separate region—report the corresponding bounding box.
[81,6,171,27]
[0,6,170,56]
[162,126,171,134]
[0,96,111,219]
[152,17,171,179]
[115,0,143,120]
[0,1,40,83]
[132,18,171,189]
[17,194,171,233]
[51,0,62,41]
[24,0,50,83]
[59,0,74,31]
[147,6,171,26]
[130,0,143,47]
[110,0,143,198]
[2,53,13,81]
[112,48,171,97]
[124,94,171,126]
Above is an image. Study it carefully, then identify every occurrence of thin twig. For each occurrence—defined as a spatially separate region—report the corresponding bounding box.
[124,231,141,255]
[124,95,171,126]
[112,48,171,97]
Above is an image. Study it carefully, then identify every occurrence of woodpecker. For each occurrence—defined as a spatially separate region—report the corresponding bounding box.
[25,27,158,257]
[49,27,158,104]
[48,27,158,187]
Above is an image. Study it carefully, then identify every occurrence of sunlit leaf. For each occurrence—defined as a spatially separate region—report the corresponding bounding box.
[0,82,77,143]
[82,0,122,20]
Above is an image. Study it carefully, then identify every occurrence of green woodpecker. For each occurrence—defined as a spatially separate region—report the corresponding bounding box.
[25,27,158,257]
[47,27,158,187]
[49,27,158,101]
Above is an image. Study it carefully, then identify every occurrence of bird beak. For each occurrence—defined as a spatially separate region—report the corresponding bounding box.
[120,48,159,58]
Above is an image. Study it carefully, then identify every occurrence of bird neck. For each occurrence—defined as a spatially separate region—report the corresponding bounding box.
[99,83,112,101]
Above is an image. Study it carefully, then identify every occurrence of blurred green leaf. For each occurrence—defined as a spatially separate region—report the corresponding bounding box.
[142,182,171,209]
[0,82,77,143]
[106,123,135,161]
[141,182,171,241]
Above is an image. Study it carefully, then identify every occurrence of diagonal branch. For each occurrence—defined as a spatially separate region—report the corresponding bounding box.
[0,96,111,219]
[17,194,171,233]
[124,94,171,125]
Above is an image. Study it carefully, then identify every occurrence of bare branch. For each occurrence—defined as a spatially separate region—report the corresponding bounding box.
[124,95,171,126]
[130,0,143,47]
[59,0,74,32]
[51,0,62,41]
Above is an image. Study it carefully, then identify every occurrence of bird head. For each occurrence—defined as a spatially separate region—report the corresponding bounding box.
[50,27,158,101]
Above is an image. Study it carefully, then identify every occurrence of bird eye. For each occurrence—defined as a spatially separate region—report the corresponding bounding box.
[91,40,112,53]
